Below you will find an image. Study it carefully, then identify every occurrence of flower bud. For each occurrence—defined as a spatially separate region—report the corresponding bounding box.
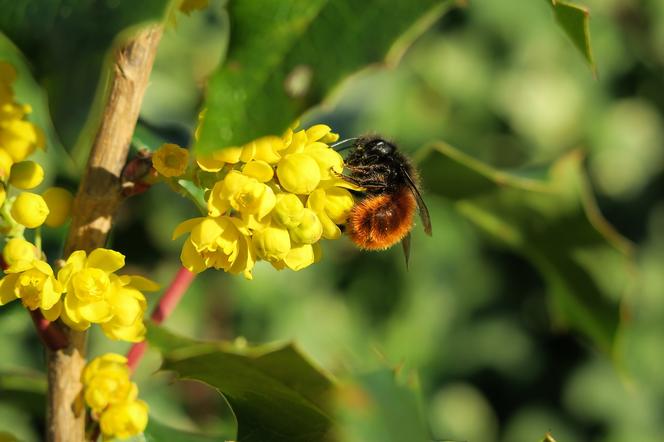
[9,160,44,189]
[42,187,74,227]
[2,238,39,267]
[272,193,304,229]
[11,192,49,228]
[252,226,291,262]
[277,153,320,194]
[99,399,149,440]
[289,208,322,244]
[283,243,316,271]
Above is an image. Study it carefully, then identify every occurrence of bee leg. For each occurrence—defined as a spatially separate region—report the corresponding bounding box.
[335,172,386,190]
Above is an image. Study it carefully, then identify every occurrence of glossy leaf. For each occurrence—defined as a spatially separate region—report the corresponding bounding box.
[545,0,596,76]
[418,142,634,354]
[195,0,451,152]
[0,0,173,153]
[149,324,335,442]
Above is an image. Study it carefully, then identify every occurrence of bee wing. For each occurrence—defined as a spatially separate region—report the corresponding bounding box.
[401,232,411,270]
[402,167,432,236]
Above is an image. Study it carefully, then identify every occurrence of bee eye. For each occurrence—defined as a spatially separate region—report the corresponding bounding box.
[374,141,393,155]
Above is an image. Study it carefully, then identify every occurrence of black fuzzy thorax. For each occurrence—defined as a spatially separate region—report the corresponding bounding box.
[344,136,416,196]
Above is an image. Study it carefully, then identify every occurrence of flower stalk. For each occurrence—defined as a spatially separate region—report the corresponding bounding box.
[127,266,195,371]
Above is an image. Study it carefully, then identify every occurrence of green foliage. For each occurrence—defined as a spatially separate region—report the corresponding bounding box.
[149,324,335,442]
[544,0,596,76]
[0,0,173,155]
[195,0,451,152]
[419,142,634,353]
[0,0,661,441]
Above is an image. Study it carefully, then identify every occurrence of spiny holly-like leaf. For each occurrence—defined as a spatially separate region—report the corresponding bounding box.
[0,0,173,155]
[545,0,596,76]
[195,0,451,152]
[148,324,335,442]
[418,142,635,354]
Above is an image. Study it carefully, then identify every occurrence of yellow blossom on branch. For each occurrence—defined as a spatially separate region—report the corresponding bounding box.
[170,124,355,278]
[0,62,44,163]
[58,248,158,342]
[82,353,149,440]
[0,258,63,320]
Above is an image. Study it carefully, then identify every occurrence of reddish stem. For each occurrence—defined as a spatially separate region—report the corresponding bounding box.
[127,266,195,371]
[29,309,68,351]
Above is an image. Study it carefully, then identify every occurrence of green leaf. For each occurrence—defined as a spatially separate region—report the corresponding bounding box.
[418,142,634,354]
[0,0,173,154]
[108,417,225,442]
[335,369,429,442]
[545,0,596,76]
[149,324,335,442]
[195,0,451,152]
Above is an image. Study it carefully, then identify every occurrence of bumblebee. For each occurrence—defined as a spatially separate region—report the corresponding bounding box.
[337,136,432,265]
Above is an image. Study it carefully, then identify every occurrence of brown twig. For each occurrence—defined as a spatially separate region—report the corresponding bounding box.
[45,26,163,442]
[127,266,196,371]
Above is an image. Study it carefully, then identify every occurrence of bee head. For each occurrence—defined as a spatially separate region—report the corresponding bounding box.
[363,138,395,156]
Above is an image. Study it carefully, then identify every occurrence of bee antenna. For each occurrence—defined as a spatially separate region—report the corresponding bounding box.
[331,137,358,151]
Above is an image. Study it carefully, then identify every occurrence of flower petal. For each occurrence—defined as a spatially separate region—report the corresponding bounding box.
[172,217,205,240]
[87,249,125,273]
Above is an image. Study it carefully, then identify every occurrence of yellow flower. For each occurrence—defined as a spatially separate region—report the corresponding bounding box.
[99,399,149,440]
[277,153,321,194]
[9,160,44,190]
[82,354,135,413]
[82,353,149,440]
[284,243,317,271]
[174,216,256,279]
[307,187,354,239]
[152,143,189,178]
[0,149,14,179]
[208,170,276,223]
[240,136,284,164]
[41,187,74,227]
[0,259,63,320]
[100,281,148,342]
[288,208,323,244]
[58,249,157,339]
[252,225,291,262]
[0,117,45,162]
[174,124,354,278]
[11,192,49,228]
[272,193,304,229]
[2,237,39,268]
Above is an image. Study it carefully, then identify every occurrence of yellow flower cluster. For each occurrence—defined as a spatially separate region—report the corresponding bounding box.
[156,124,355,279]
[82,354,148,440]
[0,247,158,342]
[0,62,74,231]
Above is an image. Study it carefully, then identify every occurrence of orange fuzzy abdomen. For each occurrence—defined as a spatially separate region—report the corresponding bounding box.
[347,188,416,250]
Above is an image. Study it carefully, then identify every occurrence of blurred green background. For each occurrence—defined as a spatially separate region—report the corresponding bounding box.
[2,0,664,441]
